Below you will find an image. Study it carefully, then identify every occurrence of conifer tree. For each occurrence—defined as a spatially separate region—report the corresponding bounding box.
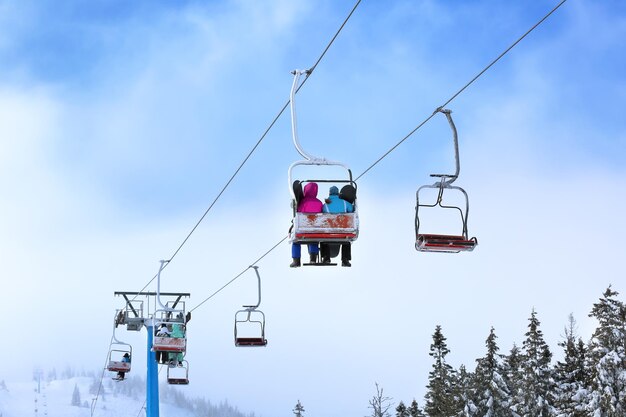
[502,342,523,414]
[587,286,626,416]
[473,327,510,417]
[453,365,477,417]
[396,401,409,417]
[71,383,81,406]
[293,399,305,417]
[514,309,555,417]
[425,325,457,417]
[408,399,426,417]
[553,314,589,417]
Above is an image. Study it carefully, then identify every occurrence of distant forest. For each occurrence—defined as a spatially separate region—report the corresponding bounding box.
[363,286,626,417]
[41,368,254,417]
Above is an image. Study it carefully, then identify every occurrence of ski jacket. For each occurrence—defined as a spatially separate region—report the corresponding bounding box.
[157,325,171,337]
[297,183,323,213]
[171,323,185,338]
[323,194,353,214]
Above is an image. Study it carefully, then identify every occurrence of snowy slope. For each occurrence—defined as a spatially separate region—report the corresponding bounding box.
[0,377,196,417]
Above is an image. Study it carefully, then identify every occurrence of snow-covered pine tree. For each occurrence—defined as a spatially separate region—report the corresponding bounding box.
[473,327,511,417]
[514,309,556,417]
[586,286,626,417]
[396,401,409,417]
[293,399,305,417]
[71,383,81,406]
[453,365,477,417]
[503,343,524,417]
[424,325,458,417]
[553,314,589,417]
[408,399,426,417]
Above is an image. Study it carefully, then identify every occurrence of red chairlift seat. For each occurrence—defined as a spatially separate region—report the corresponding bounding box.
[153,336,186,352]
[235,337,268,347]
[293,212,358,243]
[107,360,131,373]
[167,377,189,385]
[416,234,477,253]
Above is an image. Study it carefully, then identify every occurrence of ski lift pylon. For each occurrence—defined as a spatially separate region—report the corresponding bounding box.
[415,108,477,253]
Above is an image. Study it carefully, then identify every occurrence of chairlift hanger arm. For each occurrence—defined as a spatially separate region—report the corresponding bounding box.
[290,69,316,161]
[242,266,262,309]
[432,108,460,187]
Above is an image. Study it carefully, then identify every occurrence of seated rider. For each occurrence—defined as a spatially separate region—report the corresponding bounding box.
[320,185,354,267]
[290,182,323,267]
[117,352,131,380]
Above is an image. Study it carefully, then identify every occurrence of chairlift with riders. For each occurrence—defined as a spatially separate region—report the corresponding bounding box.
[288,69,359,266]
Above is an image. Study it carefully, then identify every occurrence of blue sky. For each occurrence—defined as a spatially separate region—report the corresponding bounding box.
[1,1,625,416]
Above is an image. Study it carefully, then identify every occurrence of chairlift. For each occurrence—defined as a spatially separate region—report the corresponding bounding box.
[234,266,268,347]
[287,70,359,263]
[152,260,188,354]
[415,108,477,253]
[107,344,132,373]
[107,311,132,375]
[167,360,189,385]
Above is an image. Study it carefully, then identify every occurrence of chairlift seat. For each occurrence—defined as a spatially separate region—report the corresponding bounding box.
[107,361,131,373]
[292,213,358,243]
[416,234,477,253]
[235,337,268,347]
[167,377,189,385]
[153,337,186,352]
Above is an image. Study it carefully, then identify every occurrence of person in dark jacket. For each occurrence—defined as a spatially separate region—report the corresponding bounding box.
[320,186,354,267]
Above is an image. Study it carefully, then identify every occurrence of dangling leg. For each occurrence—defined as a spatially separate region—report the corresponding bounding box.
[341,243,351,267]
[308,243,319,263]
[290,243,301,267]
[320,243,331,263]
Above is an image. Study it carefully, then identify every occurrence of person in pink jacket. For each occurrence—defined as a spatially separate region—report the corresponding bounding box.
[290,182,323,267]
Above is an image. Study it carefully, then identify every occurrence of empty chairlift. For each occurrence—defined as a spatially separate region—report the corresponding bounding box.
[234,266,268,347]
[415,108,477,253]
[167,360,189,385]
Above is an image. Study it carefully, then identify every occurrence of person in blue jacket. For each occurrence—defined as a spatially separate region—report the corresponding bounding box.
[320,185,353,267]
[117,352,131,380]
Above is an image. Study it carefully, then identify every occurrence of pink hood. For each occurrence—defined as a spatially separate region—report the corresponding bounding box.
[297,182,323,213]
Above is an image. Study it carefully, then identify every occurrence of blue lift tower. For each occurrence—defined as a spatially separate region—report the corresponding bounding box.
[113,284,190,417]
